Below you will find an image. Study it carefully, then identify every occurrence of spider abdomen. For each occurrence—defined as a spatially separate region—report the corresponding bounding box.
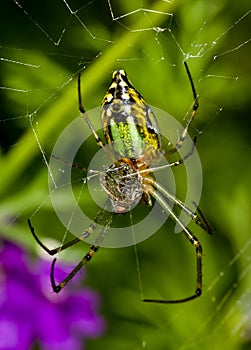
[101,70,163,163]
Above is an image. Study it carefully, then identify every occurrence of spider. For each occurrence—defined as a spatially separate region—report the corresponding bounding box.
[28,61,212,303]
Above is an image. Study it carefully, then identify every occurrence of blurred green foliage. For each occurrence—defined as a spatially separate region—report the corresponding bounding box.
[0,0,251,349]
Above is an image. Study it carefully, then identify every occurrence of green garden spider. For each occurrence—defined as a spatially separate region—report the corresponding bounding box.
[28,61,212,303]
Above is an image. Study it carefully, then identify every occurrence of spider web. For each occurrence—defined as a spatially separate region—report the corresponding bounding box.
[0,0,251,349]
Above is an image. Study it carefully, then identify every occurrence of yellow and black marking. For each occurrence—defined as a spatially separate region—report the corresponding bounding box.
[101,70,163,163]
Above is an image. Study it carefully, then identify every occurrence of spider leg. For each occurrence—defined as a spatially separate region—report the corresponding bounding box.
[51,244,99,293]
[142,186,203,303]
[144,176,213,234]
[162,136,197,168]
[28,218,82,256]
[78,74,104,150]
[78,73,116,161]
[164,61,199,159]
[51,154,89,173]
[28,218,103,256]
[192,201,213,234]
[27,205,109,256]
[51,211,113,293]
[143,229,202,303]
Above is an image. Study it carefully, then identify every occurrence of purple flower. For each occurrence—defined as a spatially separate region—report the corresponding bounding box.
[0,239,105,350]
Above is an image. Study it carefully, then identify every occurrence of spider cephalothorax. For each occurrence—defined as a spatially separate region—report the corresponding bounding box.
[100,160,144,213]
